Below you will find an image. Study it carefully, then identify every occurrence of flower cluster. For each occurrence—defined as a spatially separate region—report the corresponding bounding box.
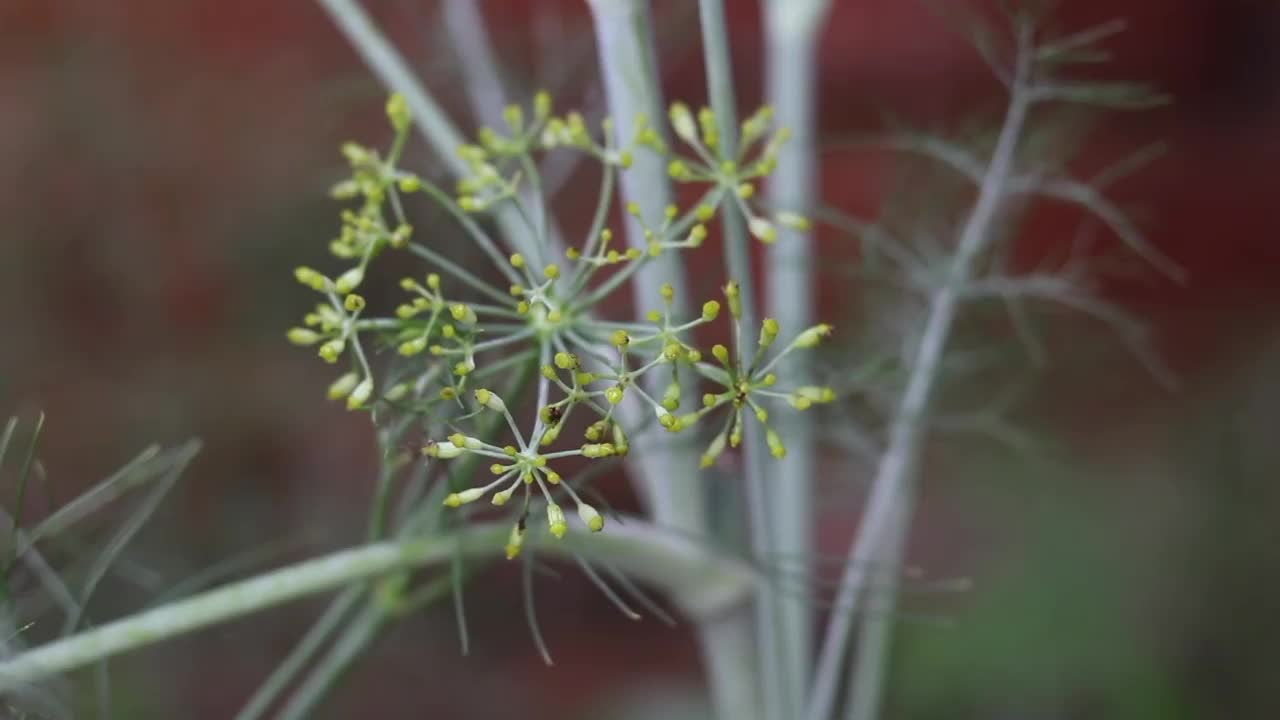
[287,92,834,554]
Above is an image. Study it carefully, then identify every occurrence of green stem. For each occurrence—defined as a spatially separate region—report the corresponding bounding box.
[583,0,705,545]
[697,2,786,718]
[580,19,758,715]
[0,519,753,689]
[276,602,386,720]
[763,0,832,708]
[234,586,363,720]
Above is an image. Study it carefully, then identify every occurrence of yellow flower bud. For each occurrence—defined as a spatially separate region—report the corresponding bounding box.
[327,372,360,400]
[766,429,786,458]
[605,386,625,405]
[794,324,833,348]
[669,102,697,142]
[398,337,427,356]
[287,328,322,346]
[510,253,525,268]
[540,425,561,446]
[346,377,373,410]
[700,432,728,468]
[474,388,506,412]
[748,217,778,243]
[760,317,780,347]
[702,300,721,321]
[534,90,552,119]
[610,330,630,347]
[390,224,412,248]
[335,266,365,294]
[343,294,366,312]
[450,303,477,325]
[443,487,486,508]
[318,339,345,363]
[581,443,615,458]
[294,266,330,292]
[554,351,578,370]
[503,103,524,132]
[505,523,526,560]
[578,503,604,532]
[724,281,741,318]
[776,211,811,231]
[425,441,464,459]
[547,503,568,539]
[712,344,731,366]
[386,93,410,131]
[662,381,681,410]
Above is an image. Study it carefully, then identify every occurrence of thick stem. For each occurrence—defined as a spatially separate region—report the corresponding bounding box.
[584,0,703,534]
[764,0,832,706]
[442,0,507,128]
[586,4,760,719]
[697,1,787,718]
[696,607,761,720]
[804,25,1034,720]
[0,519,752,689]
[843,495,908,720]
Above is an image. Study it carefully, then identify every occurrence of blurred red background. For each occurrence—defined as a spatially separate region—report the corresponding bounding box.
[2,1,1278,718]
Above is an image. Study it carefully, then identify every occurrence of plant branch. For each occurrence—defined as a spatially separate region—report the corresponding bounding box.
[317,0,540,260]
[697,0,791,718]
[805,21,1037,720]
[0,518,753,690]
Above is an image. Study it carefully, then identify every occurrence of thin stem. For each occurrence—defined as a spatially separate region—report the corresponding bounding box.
[569,165,617,292]
[318,0,540,261]
[234,587,363,720]
[763,0,832,705]
[406,242,510,304]
[804,23,1035,720]
[584,0,705,544]
[276,602,385,720]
